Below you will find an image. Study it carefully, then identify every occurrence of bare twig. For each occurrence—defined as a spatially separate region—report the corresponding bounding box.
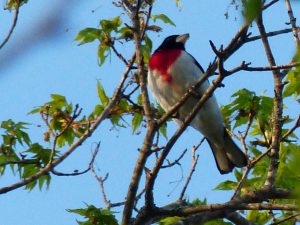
[111,44,129,66]
[161,149,187,169]
[0,1,20,49]
[51,168,90,176]
[179,139,204,200]
[227,62,300,75]
[270,213,300,225]
[285,0,300,48]
[282,114,300,140]
[89,142,111,208]
[245,28,298,43]
[50,146,99,176]
[263,0,279,10]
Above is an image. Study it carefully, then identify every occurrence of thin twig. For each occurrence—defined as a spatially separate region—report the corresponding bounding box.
[227,62,300,75]
[0,1,20,49]
[51,147,99,176]
[282,114,300,140]
[245,28,297,43]
[270,213,300,225]
[285,0,300,48]
[90,159,111,209]
[111,44,129,66]
[161,149,187,169]
[263,0,279,10]
[179,138,204,200]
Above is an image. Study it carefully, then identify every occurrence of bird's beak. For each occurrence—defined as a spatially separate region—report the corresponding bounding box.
[176,33,190,44]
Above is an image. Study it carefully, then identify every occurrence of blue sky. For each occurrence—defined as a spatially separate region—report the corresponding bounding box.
[0,1,299,224]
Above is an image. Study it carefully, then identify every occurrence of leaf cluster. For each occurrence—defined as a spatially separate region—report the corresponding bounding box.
[0,120,51,190]
[68,205,118,225]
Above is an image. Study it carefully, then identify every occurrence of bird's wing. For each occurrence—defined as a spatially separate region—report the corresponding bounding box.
[187,52,205,73]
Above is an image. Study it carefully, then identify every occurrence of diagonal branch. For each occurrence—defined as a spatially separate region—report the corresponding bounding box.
[0,51,134,195]
[245,27,298,43]
[257,12,283,189]
[178,139,203,200]
[0,1,20,49]
[50,144,99,176]
[285,0,300,48]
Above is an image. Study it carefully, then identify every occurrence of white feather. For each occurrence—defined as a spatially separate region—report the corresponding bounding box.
[148,51,225,147]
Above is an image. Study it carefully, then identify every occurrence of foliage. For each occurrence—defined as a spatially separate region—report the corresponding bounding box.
[0,120,51,190]
[243,0,263,22]
[68,205,118,225]
[5,0,28,10]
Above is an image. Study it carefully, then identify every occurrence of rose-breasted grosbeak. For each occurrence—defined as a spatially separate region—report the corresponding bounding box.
[148,33,248,174]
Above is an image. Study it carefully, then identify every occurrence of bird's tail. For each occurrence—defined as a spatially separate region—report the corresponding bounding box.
[207,130,248,174]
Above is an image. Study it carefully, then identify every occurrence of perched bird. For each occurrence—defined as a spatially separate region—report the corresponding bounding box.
[147,33,247,174]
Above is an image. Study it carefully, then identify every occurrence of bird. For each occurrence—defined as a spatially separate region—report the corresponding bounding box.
[147,33,248,174]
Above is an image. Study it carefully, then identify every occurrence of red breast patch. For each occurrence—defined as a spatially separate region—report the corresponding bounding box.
[149,49,182,83]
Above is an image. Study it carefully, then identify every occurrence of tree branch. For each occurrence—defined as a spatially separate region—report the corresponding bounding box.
[122,3,157,224]
[257,12,283,189]
[179,139,203,200]
[0,51,134,195]
[285,0,300,48]
[0,1,20,49]
[50,145,99,176]
[245,27,298,43]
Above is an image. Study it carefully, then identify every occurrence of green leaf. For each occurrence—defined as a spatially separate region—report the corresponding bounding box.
[141,36,153,63]
[38,175,51,190]
[117,27,133,41]
[283,68,300,98]
[50,94,68,108]
[214,180,237,190]
[152,14,176,27]
[132,112,143,133]
[5,0,28,10]
[243,0,262,22]
[98,45,110,66]
[93,104,104,117]
[100,16,122,33]
[234,169,243,181]
[203,219,232,225]
[257,96,273,129]
[159,123,167,139]
[75,28,102,45]
[97,81,109,106]
[246,210,271,224]
[68,205,118,225]
[174,0,182,10]
[191,198,207,206]
[28,107,41,115]
[1,120,31,147]
[159,217,183,225]
[222,88,259,129]
[276,143,300,190]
